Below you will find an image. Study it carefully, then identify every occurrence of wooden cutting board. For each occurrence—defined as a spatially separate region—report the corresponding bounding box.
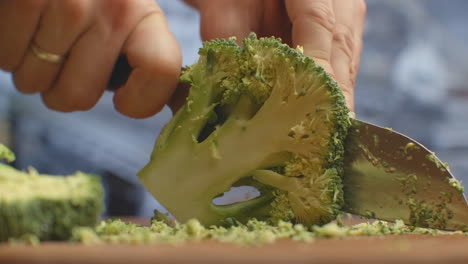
[2,235,468,264]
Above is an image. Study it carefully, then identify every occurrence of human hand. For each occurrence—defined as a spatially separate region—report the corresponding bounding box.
[0,0,182,118]
[185,0,366,110]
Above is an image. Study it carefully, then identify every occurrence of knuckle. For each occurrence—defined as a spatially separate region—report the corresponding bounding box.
[295,2,336,34]
[333,25,355,59]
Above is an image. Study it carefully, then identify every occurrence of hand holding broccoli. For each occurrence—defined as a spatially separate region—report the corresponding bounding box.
[184,0,366,110]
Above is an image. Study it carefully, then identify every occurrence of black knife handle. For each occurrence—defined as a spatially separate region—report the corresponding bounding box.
[107,55,132,91]
[106,55,189,112]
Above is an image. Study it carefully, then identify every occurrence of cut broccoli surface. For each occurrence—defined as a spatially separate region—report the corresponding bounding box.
[139,34,350,226]
[0,162,103,241]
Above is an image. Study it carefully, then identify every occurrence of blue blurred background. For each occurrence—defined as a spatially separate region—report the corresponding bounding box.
[0,0,467,217]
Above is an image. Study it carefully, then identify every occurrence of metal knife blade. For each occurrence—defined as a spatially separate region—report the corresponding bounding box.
[343,119,468,231]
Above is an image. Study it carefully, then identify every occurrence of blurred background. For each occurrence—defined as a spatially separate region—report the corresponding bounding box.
[0,0,467,217]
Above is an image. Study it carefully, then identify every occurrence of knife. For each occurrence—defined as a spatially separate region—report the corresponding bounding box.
[107,55,189,112]
[108,56,468,231]
[344,119,468,231]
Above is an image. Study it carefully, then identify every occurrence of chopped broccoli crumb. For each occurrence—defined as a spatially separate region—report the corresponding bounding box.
[404,142,418,153]
[425,153,447,172]
[448,178,464,194]
[71,218,466,246]
[372,134,379,147]
[7,234,40,246]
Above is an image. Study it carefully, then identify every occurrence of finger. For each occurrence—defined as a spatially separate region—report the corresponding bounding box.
[351,0,366,82]
[261,0,292,44]
[330,0,357,110]
[198,0,251,42]
[285,0,335,74]
[0,0,47,72]
[13,0,92,94]
[330,0,366,111]
[167,82,190,114]
[114,5,182,118]
[42,0,152,112]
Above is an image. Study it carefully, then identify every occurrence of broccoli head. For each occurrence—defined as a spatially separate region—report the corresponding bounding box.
[139,34,350,226]
[0,146,103,241]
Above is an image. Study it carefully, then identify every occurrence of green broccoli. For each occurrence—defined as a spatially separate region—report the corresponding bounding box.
[0,146,103,241]
[139,34,350,227]
[73,218,463,246]
[0,144,15,163]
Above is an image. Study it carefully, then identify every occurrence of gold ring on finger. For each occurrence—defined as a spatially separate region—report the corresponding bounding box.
[30,42,66,63]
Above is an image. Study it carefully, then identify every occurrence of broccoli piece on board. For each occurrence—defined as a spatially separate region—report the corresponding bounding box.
[0,144,15,163]
[0,159,103,241]
[139,34,350,226]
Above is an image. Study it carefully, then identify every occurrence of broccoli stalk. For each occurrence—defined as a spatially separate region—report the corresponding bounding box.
[139,34,350,226]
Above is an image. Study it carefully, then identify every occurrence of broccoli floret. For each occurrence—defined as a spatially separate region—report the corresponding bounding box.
[0,144,15,163]
[0,150,103,241]
[139,34,350,226]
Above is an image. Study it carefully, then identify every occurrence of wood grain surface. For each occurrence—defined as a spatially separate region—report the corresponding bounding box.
[1,235,468,264]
